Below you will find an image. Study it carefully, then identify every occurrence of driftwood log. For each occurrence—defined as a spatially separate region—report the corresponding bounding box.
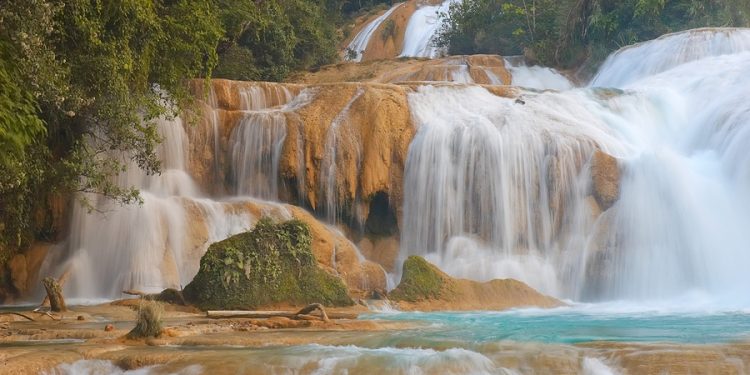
[122,288,186,305]
[206,304,356,321]
[38,269,70,309]
[42,277,67,312]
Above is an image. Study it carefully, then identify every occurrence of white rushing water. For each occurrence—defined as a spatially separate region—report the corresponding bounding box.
[345,3,404,61]
[401,28,750,304]
[591,28,750,88]
[45,360,202,375]
[230,85,314,199]
[400,0,460,58]
[505,56,574,91]
[319,88,365,224]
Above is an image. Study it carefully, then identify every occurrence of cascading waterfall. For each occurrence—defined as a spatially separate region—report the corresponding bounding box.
[591,50,750,302]
[39,94,297,298]
[34,24,750,306]
[400,0,460,58]
[591,28,750,88]
[400,85,628,296]
[401,28,750,304]
[504,56,573,91]
[230,112,287,198]
[230,85,295,199]
[319,88,365,224]
[345,3,404,61]
[230,85,317,200]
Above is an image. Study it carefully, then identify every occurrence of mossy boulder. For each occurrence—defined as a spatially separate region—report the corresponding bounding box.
[389,256,451,302]
[390,256,562,311]
[183,219,353,310]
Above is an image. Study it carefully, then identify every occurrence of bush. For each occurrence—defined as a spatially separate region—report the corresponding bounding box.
[127,301,164,339]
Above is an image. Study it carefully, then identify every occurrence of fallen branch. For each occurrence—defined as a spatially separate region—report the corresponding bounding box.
[122,288,186,305]
[32,310,61,321]
[294,303,329,323]
[0,312,35,321]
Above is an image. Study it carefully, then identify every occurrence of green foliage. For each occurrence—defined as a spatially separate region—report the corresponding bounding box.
[213,44,261,81]
[389,256,446,302]
[0,0,222,267]
[339,0,394,15]
[214,0,340,81]
[0,46,45,164]
[183,218,353,310]
[380,19,397,42]
[436,0,750,68]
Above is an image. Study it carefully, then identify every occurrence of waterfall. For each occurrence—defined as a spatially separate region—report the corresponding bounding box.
[39,104,295,299]
[230,112,287,199]
[590,49,750,302]
[400,85,627,296]
[346,3,404,62]
[229,84,315,199]
[504,56,573,91]
[400,0,460,58]
[319,88,365,224]
[591,28,750,88]
[35,25,750,305]
[400,28,750,304]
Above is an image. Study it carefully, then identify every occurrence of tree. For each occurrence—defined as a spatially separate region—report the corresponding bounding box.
[0,0,222,273]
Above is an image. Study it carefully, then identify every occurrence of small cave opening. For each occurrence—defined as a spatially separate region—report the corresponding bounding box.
[364,192,398,237]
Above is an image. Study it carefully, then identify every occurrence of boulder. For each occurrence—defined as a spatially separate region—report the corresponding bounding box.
[591,150,620,211]
[183,218,352,310]
[390,256,562,311]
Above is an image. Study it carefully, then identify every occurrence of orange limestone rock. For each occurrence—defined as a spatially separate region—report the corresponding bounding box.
[591,150,621,211]
[292,55,512,85]
[287,206,387,295]
[283,83,414,225]
[359,1,417,61]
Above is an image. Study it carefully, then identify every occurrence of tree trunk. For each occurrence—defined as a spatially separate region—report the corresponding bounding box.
[42,277,67,312]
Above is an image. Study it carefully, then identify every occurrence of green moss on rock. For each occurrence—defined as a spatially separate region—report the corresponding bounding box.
[183,218,352,310]
[389,256,447,302]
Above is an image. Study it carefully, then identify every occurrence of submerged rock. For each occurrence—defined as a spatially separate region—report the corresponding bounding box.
[183,219,352,310]
[390,256,561,311]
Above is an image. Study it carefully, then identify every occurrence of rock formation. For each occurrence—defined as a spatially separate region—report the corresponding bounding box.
[591,150,621,211]
[390,256,562,311]
[183,219,353,310]
[292,55,511,85]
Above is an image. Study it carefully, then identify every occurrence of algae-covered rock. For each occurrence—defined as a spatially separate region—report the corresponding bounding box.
[389,256,450,302]
[183,218,352,310]
[390,256,562,311]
